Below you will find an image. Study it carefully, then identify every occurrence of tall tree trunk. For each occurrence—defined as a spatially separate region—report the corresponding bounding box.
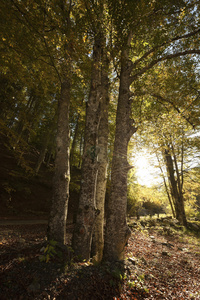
[103,49,137,262]
[72,34,102,260]
[70,114,80,166]
[78,129,84,168]
[47,79,70,244]
[171,146,187,226]
[46,144,54,167]
[164,148,187,226]
[35,131,50,174]
[155,151,175,217]
[163,174,176,218]
[14,93,35,146]
[92,53,110,263]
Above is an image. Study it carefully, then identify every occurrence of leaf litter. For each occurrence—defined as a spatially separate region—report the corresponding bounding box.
[0,220,200,299]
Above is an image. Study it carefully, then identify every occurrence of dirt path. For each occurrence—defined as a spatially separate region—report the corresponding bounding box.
[0,219,48,225]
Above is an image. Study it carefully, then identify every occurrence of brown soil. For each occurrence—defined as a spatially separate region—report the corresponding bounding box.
[0,222,199,300]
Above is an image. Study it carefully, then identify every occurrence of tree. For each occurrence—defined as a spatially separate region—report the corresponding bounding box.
[72,28,104,259]
[1,0,200,261]
[42,1,78,244]
[72,0,112,260]
[135,105,200,225]
[163,142,187,225]
[104,0,200,260]
[1,0,77,244]
[133,46,200,224]
[0,0,60,172]
[103,40,137,261]
[92,44,110,263]
[47,76,71,244]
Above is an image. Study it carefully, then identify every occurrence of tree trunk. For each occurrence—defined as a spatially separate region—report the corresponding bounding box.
[163,175,176,218]
[47,79,70,244]
[46,145,53,167]
[78,129,84,168]
[14,93,34,146]
[70,114,80,166]
[171,147,187,226]
[72,34,102,260]
[35,131,50,174]
[155,151,175,217]
[164,148,187,226]
[92,53,110,263]
[103,50,137,262]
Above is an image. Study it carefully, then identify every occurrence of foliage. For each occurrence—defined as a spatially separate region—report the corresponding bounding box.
[39,240,59,263]
[0,0,199,177]
[127,170,141,216]
[127,176,168,217]
[0,0,200,263]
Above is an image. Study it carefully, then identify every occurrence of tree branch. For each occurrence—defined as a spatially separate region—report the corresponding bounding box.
[151,93,196,129]
[131,49,200,81]
[11,0,62,84]
[130,28,200,72]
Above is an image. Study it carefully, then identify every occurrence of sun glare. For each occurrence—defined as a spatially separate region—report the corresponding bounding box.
[134,155,157,187]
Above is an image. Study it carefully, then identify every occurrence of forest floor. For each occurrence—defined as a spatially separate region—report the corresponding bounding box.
[0,218,200,300]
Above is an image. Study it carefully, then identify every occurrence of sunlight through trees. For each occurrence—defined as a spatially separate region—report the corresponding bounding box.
[0,0,200,262]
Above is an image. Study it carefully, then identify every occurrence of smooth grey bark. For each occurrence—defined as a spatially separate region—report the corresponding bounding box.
[92,53,110,263]
[103,49,137,262]
[72,34,102,260]
[47,79,70,244]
